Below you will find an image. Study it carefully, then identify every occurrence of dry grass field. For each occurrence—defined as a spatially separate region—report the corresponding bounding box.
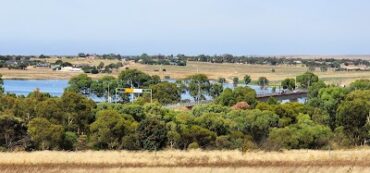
[129,61,370,85]
[1,149,370,173]
[1,58,369,86]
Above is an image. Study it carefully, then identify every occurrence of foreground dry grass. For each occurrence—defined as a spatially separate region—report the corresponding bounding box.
[1,149,370,173]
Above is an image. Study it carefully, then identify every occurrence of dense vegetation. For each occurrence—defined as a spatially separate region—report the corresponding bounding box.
[0,70,369,151]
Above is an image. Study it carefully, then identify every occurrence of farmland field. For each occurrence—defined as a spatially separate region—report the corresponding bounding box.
[1,149,370,173]
[129,61,370,85]
[2,58,369,86]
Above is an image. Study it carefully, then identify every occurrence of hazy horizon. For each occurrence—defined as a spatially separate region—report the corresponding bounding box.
[1,0,370,55]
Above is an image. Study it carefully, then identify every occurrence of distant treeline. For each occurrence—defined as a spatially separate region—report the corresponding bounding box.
[1,54,369,70]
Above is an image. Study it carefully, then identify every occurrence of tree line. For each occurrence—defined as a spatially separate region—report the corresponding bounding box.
[0,71,369,151]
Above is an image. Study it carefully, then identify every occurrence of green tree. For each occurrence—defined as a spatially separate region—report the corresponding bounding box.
[233,77,239,87]
[267,114,332,150]
[0,113,28,149]
[216,87,257,107]
[257,77,269,88]
[336,91,370,145]
[137,118,167,150]
[90,110,129,149]
[316,86,348,129]
[307,80,326,98]
[150,82,181,104]
[61,91,96,134]
[179,125,216,149]
[186,74,211,102]
[61,131,78,151]
[218,77,226,84]
[243,75,252,85]
[27,117,64,150]
[195,113,232,136]
[0,74,3,93]
[243,110,279,144]
[35,98,65,125]
[210,83,223,98]
[67,74,93,95]
[281,78,296,90]
[91,76,118,100]
[118,69,159,88]
[349,79,370,90]
[296,72,319,88]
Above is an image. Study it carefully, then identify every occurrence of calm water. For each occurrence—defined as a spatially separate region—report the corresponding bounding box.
[3,80,305,103]
[4,80,69,96]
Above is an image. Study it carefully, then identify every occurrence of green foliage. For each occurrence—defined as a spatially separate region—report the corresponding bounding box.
[268,114,332,150]
[336,90,370,145]
[307,80,326,98]
[243,75,251,85]
[192,104,230,117]
[349,79,370,90]
[0,113,28,149]
[61,132,78,151]
[215,87,257,107]
[181,125,216,149]
[281,78,296,90]
[90,76,118,99]
[232,77,239,87]
[296,72,319,88]
[90,110,129,149]
[118,69,159,88]
[0,70,369,151]
[194,113,232,136]
[243,110,279,144]
[186,74,211,101]
[150,82,181,104]
[137,118,167,150]
[61,91,96,134]
[67,74,93,95]
[257,77,269,88]
[27,118,64,150]
[0,74,3,93]
[210,83,223,98]
[218,77,226,84]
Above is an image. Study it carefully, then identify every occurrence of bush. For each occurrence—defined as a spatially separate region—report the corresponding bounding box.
[188,142,199,150]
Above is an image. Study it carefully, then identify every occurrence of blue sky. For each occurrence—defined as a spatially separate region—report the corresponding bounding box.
[0,0,369,55]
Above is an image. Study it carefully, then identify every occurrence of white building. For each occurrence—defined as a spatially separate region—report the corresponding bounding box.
[60,66,83,72]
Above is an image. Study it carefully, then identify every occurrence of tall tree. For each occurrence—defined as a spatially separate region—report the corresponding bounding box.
[67,74,93,95]
[91,76,118,100]
[296,72,319,89]
[137,118,167,150]
[150,82,181,104]
[90,110,129,149]
[257,77,269,88]
[0,113,28,149]
[27,117,64,150]
[243,75,252,85]
[233,77,239,87]
[118,69,159,88]
[281,78,296,90]
[186,74,211,102]
[0,74,3,93]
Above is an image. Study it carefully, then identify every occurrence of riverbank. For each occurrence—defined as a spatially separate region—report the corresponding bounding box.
[0,149,369,173]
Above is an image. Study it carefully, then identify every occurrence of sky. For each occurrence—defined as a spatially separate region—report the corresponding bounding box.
[0,0,370,55]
